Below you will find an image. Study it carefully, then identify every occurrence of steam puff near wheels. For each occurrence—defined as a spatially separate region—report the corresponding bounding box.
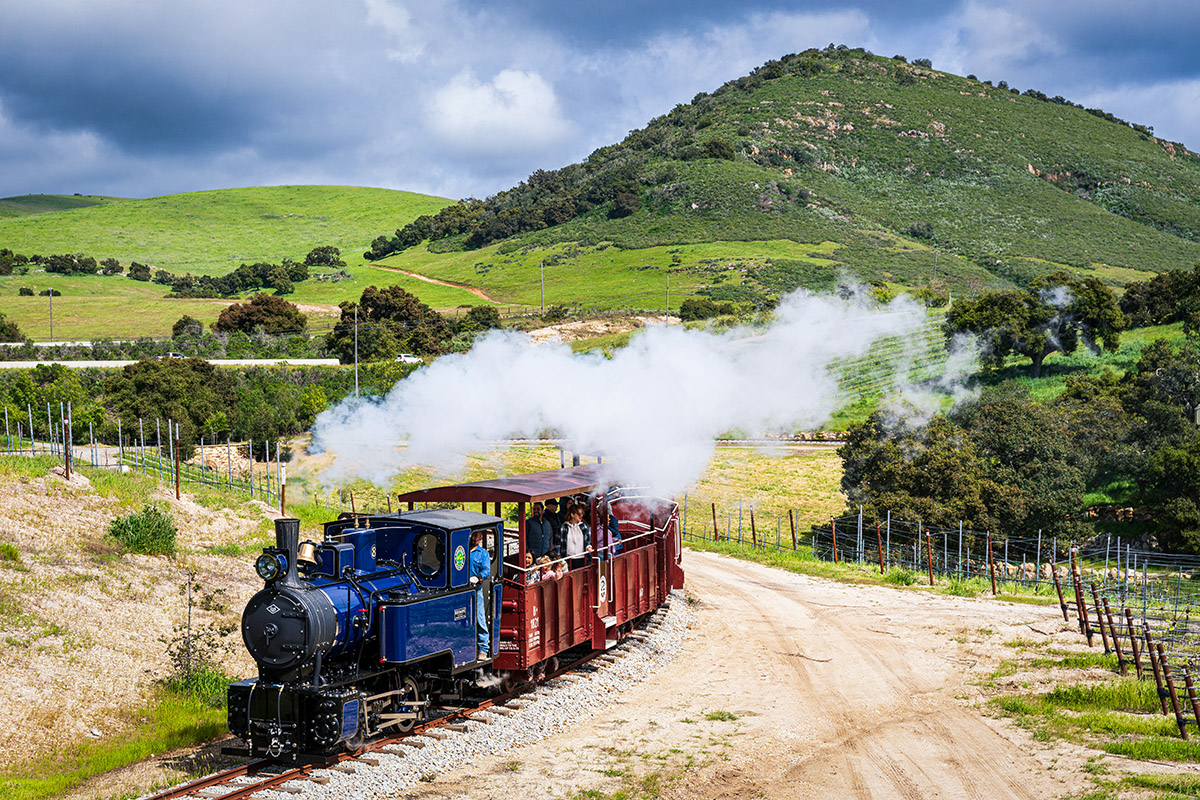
[311,287,975,494]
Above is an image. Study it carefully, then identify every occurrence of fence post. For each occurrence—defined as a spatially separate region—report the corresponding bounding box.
[876,522,885,574]
[987,532,997,596]
[924,525,934,586]
[1102,597,1125,675]
[174,423,181,500]
[249,438,254,498]
[1070,548,1093,645]
[711,503,718,542]
[1184,666,1200,736]
[1035,529,1042,590]
[1090,583,1110,654]
[27,404,33,455]
[749,509,757,547]
[117,418,123,467]
[885,510,890,570]
[1125,607,1143,679]
[1157,642,1189,739]
[831,517,839,563]
[1145,624,1170,715]
[4,406,9,453]
[789,510,797,550]
[139,418,145,474]
[227,438,232,490]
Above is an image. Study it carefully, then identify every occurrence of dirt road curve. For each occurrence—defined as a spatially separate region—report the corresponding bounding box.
[412,551,1082,800]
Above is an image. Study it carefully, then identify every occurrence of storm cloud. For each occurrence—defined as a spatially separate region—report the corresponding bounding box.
[1,0,1198,200]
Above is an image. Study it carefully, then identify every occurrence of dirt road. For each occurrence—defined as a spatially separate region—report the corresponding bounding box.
[408,551,1085,800]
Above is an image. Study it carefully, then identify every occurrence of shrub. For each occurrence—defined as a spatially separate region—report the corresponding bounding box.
[17,287,33,296]
[883,568,918,586]
[107,505,177,555]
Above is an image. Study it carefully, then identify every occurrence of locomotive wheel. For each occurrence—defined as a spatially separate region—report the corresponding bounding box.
[394,675,424,734]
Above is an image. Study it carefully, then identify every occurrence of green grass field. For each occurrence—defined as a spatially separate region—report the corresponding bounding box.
[0,194,126,219]
[0,186,510,339]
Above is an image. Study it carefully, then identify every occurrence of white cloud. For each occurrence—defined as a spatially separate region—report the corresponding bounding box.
[426,69,575,157]
[935,2,1063,78]
[1082,77,1200,149]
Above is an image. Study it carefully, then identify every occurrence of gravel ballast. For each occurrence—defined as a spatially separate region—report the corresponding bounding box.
[243,591,693,800]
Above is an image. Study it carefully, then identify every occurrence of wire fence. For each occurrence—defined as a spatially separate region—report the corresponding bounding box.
[0,400,290,510]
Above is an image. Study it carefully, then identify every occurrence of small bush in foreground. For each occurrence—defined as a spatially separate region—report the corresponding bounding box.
[106,505,176,555]
[883,568,918,586]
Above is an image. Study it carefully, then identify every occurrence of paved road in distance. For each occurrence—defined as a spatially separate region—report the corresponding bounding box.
[0,358,342,369]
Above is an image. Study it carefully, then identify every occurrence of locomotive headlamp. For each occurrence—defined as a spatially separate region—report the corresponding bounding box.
[256,552,284,582]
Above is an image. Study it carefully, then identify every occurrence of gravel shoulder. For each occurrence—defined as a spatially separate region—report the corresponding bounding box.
[403,550,1094,800]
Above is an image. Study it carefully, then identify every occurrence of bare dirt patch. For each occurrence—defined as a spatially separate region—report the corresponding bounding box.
[0,469,264,769]
[527,314,677,345]
[403,552,1098,799]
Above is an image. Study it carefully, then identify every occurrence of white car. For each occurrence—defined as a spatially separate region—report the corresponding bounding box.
[394,353,423,364]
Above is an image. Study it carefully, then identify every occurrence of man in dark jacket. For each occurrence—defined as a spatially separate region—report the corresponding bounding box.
[544,498,564,556]
[525,501,552,560]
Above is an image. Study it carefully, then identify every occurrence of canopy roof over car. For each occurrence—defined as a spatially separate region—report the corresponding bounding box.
[395,465,608,505]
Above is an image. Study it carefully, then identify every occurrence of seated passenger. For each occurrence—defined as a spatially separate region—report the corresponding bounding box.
[523,552,538,585]
[553,559,568,579]
[608,513,624,555]
[536,556,553,582]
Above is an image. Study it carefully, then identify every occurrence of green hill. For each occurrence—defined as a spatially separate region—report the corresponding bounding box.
[0,194,125,218]
[0,186,479,339]
[370,47,1200,309]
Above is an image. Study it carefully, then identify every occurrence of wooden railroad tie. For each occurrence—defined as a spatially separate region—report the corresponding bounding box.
[358,756,381,766]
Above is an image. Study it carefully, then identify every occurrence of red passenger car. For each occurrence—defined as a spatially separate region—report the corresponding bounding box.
[395,465,685,680]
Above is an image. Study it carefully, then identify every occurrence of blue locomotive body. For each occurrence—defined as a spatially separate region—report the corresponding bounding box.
[228,512,503,759]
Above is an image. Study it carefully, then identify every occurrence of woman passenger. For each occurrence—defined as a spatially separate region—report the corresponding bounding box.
[563,503,590,570]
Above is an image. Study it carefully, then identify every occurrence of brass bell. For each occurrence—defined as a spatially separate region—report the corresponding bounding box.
[296,540,319,570]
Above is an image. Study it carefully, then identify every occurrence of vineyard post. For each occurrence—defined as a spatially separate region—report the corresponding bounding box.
[924,524,934,586]
[987,532,997,595]
[957,521,962,580]
[1158,642,1188,739]
[1102,597,1125,675]
[876,521,884,574]
[1184,666,1200,735]
[1035,529,1042,590]
[174,423,181,500]
[1090,583,1111,654]
[711,503,718,542]
[789,509,796,550]
[749,509,757,547]
[885,510,891,570]
[1125,607,1143,679]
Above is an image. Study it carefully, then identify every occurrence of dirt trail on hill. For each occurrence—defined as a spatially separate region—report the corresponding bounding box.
[407,551,1089,800]
[369,265,497,303]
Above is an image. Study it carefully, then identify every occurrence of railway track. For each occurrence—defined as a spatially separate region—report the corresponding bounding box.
[143,650,603,800]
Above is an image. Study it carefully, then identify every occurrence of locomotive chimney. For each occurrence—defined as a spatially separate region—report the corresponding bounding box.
[275,517,302,587]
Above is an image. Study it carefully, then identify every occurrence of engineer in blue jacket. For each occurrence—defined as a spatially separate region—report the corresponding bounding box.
[470,529,492,660]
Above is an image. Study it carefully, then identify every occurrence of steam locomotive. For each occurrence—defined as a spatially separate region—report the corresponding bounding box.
[227,465,684,761]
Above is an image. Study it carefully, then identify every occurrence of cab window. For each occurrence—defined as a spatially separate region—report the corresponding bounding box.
[414,532,443,578]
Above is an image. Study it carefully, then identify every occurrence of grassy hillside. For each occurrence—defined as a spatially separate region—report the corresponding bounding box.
[376,47,1200,306]
[0,186,489,339]
[0,194,125,219]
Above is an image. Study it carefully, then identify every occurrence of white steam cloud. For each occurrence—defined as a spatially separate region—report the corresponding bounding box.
[311,289,936,496]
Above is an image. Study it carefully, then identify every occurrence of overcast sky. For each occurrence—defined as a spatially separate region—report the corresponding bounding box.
[2,1,1198,201]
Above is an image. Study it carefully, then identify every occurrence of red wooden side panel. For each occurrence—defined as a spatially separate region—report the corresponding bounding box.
[495,569,592,671]
[607,545,659,626]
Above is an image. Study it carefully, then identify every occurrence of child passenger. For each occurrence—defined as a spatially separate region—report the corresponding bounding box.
[536,556,553,582]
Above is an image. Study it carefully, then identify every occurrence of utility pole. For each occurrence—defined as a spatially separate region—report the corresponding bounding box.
[353,304,359,397]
